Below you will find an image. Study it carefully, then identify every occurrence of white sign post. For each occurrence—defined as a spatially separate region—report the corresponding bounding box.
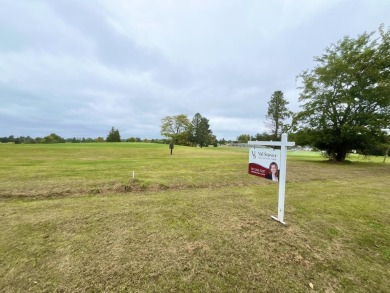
[248,133,295,225]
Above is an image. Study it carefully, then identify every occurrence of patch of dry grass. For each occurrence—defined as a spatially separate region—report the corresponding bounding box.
[0,143,263,198]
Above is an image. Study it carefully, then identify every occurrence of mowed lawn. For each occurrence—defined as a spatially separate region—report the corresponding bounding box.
[0,143,389,292]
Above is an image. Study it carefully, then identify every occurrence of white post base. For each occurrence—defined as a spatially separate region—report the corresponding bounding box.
[271,215,286,225]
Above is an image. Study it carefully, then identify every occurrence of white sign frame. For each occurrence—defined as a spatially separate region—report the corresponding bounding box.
[248,133,295,225]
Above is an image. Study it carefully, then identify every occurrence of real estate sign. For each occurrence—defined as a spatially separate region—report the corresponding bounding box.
[248,147,281,181]
[248,133,295,225]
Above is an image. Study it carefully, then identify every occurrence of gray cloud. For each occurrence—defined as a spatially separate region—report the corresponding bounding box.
[45,0,163,71]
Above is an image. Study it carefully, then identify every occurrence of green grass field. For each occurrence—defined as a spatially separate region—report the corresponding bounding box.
[1,143,389,292]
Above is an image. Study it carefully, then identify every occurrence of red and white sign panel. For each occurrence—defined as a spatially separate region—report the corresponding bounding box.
[248,147,281,181]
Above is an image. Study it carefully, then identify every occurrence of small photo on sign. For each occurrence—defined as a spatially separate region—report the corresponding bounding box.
[265,162,279,182]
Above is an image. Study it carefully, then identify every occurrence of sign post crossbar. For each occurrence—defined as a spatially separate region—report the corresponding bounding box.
[248,133,295,225]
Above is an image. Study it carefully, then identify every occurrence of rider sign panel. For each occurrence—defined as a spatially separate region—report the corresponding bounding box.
[248,147,281,181]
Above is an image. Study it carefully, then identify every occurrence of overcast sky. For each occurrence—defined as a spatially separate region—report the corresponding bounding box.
[0,0,389,140]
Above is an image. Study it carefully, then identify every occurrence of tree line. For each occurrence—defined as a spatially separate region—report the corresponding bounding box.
[0,128,166,144]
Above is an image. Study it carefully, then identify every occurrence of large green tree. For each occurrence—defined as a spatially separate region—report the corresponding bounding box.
[236,134,250,143]
[42,133,65,144]
[266,90,292,140]
[160,114,191,145]
[189,113,212,147]
[106,127,121,142]
[295,25,390,162]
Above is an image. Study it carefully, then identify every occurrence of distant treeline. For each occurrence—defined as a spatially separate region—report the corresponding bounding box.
[1,128,240,145]
[0,134,236,145]
[2,133,387,157]
[0,134,169,144]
